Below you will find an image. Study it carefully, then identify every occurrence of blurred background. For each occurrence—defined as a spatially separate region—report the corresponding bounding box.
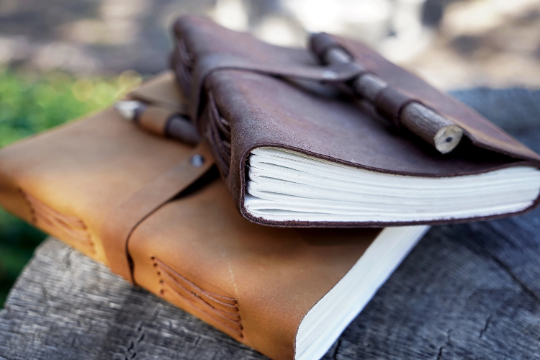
[1,0,539,306]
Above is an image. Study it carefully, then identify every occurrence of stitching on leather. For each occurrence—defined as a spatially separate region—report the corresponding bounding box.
[151,256,243,339]
[175,38,233,177]
[208,92,231,176]
[208,116,231,165]
[19,189,95,253]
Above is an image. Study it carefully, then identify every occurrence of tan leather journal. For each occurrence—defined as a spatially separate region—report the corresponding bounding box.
[0,73,428,359]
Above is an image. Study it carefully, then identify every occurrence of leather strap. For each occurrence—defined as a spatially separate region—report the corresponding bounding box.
[189,53,365,125]
[101,141,214,283]
[310,32,351,60]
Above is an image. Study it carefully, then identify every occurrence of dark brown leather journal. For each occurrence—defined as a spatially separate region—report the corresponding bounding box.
[171,15,540,228]
[0,73,428,360]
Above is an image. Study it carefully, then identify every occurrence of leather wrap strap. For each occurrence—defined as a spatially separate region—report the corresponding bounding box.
[310,32,351,60]
[189,53,365,125]
[101,141,214,283]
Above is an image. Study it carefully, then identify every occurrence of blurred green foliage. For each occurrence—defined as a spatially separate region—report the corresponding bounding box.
[0,67,141,307]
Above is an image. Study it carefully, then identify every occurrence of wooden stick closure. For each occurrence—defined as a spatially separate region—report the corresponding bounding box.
[322,46,463,154]
[115,101,201,146]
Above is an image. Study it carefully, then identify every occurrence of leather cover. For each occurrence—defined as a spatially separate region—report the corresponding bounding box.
[170,15,540,228]
[0,72,381,359]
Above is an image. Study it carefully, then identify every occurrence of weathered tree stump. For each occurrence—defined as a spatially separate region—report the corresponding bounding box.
[1,88,540,360]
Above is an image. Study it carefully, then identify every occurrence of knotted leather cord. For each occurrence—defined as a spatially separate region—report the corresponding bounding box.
[101,141,214,283]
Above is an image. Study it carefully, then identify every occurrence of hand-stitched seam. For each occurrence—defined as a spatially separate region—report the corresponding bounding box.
[19,189,95,254]
[151,256,243,339]
[163,283,244,341]
[208,91,231,176]
[208,115,231,165]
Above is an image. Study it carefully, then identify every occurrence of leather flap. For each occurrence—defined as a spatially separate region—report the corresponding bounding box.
[332,35,540,163]
[101,141,213,283]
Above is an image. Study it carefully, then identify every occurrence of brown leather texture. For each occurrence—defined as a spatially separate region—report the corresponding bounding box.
[171,15,540,228]
[329,34,540,161]
[0,72,380,359]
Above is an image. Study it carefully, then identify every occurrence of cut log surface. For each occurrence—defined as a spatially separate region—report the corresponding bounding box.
[1,88,540,360]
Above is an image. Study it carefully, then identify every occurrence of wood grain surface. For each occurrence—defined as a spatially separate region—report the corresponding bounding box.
[1,88,540,359]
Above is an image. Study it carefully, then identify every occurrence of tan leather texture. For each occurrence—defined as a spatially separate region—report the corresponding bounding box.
[129,184,378,358]
[101,141,214,282]
[171,15,540,228]
[0,72,380,359]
